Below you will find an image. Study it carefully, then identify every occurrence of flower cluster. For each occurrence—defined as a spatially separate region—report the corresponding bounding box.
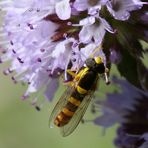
[94,77,148,148]
[0,0,147,105]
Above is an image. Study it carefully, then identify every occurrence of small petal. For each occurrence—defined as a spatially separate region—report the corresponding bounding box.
[79,16,96,26]
[44,78,59,101]
[99,17,114,33]
[73,0,89,11]
[79,25,94,43]
[107,0,147,21]
[55,0,71,20]
[80,43,96,61]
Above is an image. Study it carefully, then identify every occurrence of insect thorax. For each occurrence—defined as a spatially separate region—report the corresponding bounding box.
[85,58,105,74]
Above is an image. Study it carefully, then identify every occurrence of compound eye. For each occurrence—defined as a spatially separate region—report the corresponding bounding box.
[94,57,102,64]
[85,58,95,68]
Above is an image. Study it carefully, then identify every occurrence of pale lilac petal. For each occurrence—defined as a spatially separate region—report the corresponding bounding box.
[55,0,71,20]
[79,23,105,45]
[94,77,148,128]
[93,24,106,45]
[44,78,59,101]
[52,38,74,58]
[74,0,109,12]
[52,41,66,58]
[51,38,75,71]
[79,16,96,26]
[26,70,49,94]
[80,43,96,61]
[99,17,114,33]
[94,107,122,127]
[79,25,94,43]
[107,0,147,21]
[73,0,89,11]
[88,5,101,15]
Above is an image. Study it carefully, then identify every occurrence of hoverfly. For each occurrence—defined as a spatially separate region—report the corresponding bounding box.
[49,53,109,137]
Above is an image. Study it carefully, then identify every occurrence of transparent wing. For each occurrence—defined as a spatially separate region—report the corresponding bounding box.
[49,86,74,128]
[60,80,98,137]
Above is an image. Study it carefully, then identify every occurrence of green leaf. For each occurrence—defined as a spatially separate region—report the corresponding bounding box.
[116,22,144,57]
[117,46,142,89]
[137,60,148,91]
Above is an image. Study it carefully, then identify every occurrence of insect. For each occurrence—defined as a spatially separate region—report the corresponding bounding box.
[49,53,109,137]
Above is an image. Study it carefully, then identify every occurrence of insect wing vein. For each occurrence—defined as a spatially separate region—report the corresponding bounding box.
[61,89,95,137]
[49,86,74,128]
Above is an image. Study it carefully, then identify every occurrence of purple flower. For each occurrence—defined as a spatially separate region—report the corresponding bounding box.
[78,16,114,44]
[94,77,140,127]
[0,0,147,109]
[114,126,146,148]
[55,0,71,20]
[106,0,148,20]
[109,48,121,64]
[0,0,75,106]
[94,77,148,147]
[74,0,108,12]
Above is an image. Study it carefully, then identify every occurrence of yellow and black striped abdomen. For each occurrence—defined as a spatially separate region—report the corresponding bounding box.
[54,94,81,127]
[54,70,98,127]
[54,87,87,127]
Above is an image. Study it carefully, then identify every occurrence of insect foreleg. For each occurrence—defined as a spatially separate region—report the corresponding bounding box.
[66,69,77,77]
[63,81,74,87]
[104,68,110,85]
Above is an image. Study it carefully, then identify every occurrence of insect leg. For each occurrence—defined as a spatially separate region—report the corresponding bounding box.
[64,69,76,86]
[63,81,74,87]
[104,68,110,85]
[66,69,77,77]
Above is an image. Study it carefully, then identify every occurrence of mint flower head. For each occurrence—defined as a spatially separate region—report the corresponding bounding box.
[0,0,147,96]
[0,0,148,137]
[94,77,148,148]
[0,0,77,104]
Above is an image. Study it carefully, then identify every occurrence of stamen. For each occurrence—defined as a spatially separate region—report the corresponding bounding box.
[27,23,34,30]
[67,22,72,26]
[3,70,9,75]
[63,33,68,39]
[11,76,18,84]
[35,105,41,111]
[21,95,29,100]
[17,57,24,64]
[40,48,45,52]
[37,57,42,62]
[10,41,14,45]
[12,49,16,54]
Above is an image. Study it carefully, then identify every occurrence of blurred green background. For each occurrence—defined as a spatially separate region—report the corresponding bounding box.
[0,62,116,148]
